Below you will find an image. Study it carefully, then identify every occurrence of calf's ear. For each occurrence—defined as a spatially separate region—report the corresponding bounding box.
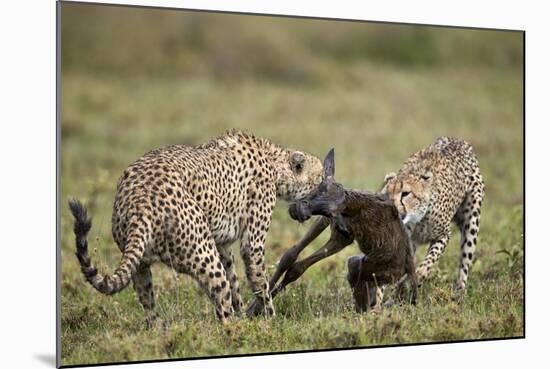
[323,148,335,179]
[333,214,351,238]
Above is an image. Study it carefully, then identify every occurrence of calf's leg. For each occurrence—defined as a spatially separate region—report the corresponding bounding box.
[347,256,387,312]
[269,216,330,290]
[246,216,330,316]
[271,230,353,298]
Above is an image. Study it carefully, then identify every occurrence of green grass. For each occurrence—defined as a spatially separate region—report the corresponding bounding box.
[59,8,523,366]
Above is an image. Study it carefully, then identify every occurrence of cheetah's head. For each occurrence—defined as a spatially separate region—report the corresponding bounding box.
[381,169,434,226]
[275,149,324,202]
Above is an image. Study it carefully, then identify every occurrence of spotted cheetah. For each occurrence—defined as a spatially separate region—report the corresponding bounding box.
[381,137,484,298]
[68,129,324,325]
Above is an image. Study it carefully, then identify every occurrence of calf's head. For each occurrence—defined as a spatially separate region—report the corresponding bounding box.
[289,149,349,233]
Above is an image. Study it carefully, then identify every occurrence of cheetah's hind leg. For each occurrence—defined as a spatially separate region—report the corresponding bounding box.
[454,180,484,300]
[132,263,164,330]
[163,197,235,323]
[217,244,244,315]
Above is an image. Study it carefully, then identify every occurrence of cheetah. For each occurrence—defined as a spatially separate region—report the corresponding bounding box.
[68,129,324,325]
[381,136,485,298]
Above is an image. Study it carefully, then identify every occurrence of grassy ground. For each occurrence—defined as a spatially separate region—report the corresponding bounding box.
[60,6,523,366]
[60,64,523,365]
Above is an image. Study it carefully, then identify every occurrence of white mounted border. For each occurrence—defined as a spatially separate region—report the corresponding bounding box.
[1,1,547,369]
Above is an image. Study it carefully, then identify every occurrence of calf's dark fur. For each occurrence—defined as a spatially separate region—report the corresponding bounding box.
[248,149,416,314]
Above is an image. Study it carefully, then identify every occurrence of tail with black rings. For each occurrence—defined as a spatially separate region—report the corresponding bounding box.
[68,199,145,295]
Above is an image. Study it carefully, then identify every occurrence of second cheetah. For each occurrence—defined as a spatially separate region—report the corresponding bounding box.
[382,136,485,298]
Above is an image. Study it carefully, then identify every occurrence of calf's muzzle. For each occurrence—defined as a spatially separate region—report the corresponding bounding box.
[288,201,312,223]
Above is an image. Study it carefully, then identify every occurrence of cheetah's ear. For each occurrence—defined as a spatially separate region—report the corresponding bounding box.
[420,171,433,181]
[290,151,305,172]
[383,172,397,184]
[323,148,335,179]
[380,172,396,191]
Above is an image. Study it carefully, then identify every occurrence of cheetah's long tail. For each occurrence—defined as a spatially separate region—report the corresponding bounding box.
[68,199,144,295]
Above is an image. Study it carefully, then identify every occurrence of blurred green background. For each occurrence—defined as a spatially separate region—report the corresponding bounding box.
[60,2,523,366]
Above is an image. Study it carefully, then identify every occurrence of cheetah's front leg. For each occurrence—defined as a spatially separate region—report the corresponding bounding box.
[416,233,450,287]
[217,244,244,314]
[240,227,274,317]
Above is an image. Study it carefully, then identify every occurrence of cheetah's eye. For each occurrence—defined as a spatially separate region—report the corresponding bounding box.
[401,191,410,198]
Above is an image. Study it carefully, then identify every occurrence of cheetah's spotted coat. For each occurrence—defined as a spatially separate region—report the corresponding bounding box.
[382,137,485,297]
[69,129,323,325]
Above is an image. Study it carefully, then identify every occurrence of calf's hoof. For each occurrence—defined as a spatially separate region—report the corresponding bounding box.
[146,316,167,331]
[245,298,275,318]
[383,298,396,308]
[245,300,262,317]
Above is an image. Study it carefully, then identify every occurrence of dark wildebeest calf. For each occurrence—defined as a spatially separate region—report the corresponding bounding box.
[248,149,417,314]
